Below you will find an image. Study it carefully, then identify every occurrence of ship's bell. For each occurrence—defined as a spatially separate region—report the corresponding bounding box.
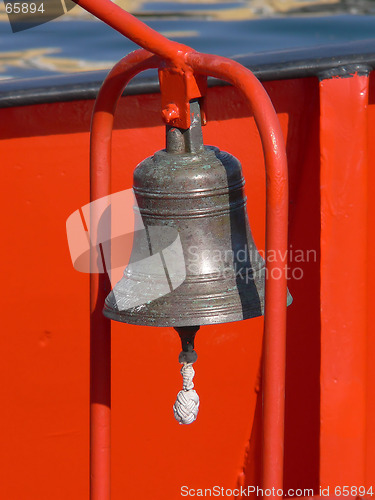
[103,101,292,327]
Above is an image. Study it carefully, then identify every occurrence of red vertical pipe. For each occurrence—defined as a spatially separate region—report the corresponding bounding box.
[89,49,160,500]
[319,68,369,489]
[188,53,289,493]
[90,167,111,497]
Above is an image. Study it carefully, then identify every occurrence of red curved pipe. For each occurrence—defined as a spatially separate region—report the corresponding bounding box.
[75,0,191,63]
[90,49,160,500]
[187,52,289,492]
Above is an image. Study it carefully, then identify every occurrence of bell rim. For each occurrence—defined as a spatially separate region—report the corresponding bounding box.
[102,304,264,327]
[102,287,292,328]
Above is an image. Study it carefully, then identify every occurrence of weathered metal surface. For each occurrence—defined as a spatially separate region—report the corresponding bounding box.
[103,102,283,327]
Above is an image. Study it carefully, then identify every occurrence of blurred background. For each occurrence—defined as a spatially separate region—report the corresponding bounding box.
[1,0,375,80]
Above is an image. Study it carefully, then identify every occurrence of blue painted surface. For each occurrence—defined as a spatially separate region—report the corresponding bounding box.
[1,6,375,80]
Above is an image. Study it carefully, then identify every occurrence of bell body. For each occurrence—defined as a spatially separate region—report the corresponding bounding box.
[103,143,291,327]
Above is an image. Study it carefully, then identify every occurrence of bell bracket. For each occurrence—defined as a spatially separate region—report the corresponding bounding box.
[158,66,207,129]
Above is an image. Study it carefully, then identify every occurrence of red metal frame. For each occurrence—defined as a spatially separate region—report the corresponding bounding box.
[73,0,289,497]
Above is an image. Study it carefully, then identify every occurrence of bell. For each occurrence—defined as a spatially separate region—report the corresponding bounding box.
[103,101,292,327]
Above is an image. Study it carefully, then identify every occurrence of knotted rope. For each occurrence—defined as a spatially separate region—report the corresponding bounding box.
[173,362,200,425]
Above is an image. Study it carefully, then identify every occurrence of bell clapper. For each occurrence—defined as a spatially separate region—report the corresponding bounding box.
[173,326,200,425]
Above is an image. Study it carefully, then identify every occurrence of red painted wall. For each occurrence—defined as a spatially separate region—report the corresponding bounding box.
[0,73,370,498]
[367,71,375,489]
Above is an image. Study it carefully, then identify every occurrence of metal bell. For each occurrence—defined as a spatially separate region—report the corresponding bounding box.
[103,101,292,327]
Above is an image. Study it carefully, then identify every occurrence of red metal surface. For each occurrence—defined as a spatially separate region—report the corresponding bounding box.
[89,49,160,500]
[319,71,369,489]
[3,73,375,498]
[0,83,292,499]
[367,71,375,486]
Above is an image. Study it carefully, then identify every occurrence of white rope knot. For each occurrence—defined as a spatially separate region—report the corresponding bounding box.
[181,363,195,390]
[173,362,200,425]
